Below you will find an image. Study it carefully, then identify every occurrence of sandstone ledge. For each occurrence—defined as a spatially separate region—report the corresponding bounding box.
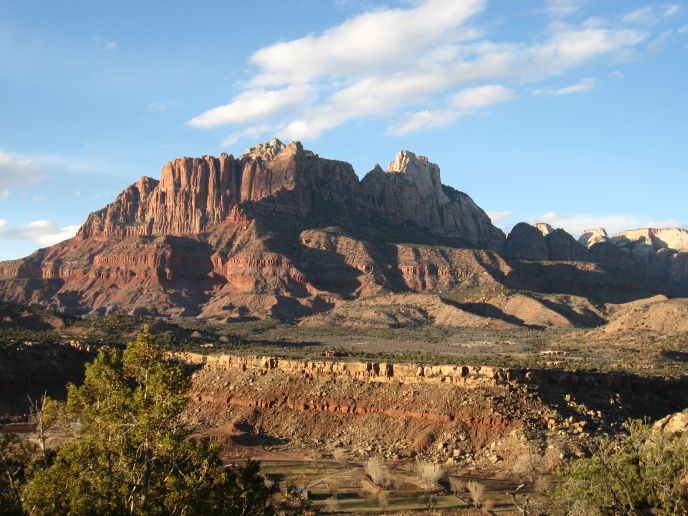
[172,352,680,391]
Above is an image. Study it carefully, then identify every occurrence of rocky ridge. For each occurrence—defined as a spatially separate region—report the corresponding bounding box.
[0,139,687,319]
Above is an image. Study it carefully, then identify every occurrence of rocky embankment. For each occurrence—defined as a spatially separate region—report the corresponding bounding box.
[180,352,688,463]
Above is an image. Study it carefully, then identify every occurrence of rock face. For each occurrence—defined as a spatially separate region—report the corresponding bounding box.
[577,227,688,285]
[504,223,550,260]
[505,223,590,262]
[546,229,590,261]
[535,223,554,237]
[610,228,688,255]
[359,151,505,250]
[579,228,609,248]
[1,138,686,319]
[79,140,361,239]
[0,140,509,318]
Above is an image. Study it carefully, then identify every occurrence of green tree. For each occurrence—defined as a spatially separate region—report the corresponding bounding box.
[551,418,688,515]
[22,328,275,515]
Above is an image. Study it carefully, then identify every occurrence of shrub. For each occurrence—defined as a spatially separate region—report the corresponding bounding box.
[552,418,688,515]
[416,460,443,491]
[467,480,485,509]
[512,449,544,485]
[364,457,392,489]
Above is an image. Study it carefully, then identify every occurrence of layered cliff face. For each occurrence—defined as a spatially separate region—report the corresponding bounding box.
[78,140,361,239]
[0,140,511,318]
[360,151,505,251]
[1,138,686,319]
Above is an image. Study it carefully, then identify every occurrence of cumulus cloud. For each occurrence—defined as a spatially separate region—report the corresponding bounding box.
[533,212,687,237]
[248,0,485,86]
[188,0,667,142]
[0,219,79,247]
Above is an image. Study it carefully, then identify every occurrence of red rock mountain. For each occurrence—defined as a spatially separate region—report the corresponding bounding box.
[0,139,686,319]
[0,140,511,318]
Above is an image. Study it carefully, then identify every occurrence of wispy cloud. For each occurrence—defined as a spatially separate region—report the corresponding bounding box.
[221,124,279,147]
[94,36,117,51]
[534,77,596,96]
[544,0,588,18]
[389,84,516,135]
[188,0,668,143]
[0,149,111,199]
[189,85,311,128]
[0,219,79,247]
[0,152,44,192]
[146,100,181,111]
[486,210,512,224]
[622,3,681,25]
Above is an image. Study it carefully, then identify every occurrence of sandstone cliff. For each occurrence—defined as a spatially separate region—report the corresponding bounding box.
[1,139,686,319]
[576,227,688,286]
[360,151,504,251]
[0,140,510,318]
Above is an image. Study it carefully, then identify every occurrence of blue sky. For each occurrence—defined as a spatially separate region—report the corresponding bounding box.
[1,0,687,260]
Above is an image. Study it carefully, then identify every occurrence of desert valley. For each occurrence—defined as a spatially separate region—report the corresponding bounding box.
[2,1,687,513]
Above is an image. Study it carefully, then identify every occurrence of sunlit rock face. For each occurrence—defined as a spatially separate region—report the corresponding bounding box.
[0,140,508,318]
[360,150,505,251]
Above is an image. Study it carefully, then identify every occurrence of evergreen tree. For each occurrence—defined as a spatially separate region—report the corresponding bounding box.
[22,328,275,515]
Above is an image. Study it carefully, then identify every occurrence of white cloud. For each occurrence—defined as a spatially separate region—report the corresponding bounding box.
[189,85,312,128]
[534,77,596,96]
[679,24,688,34]
[0,219,79,247]
[452,84,516,109]
[248,0,485,86]
[487,210,512,224]
[221,124,277,147]
[389,84,516,135]
[533,212,688,237]
[648,28,677,52]
[0,152,44,192]
[622,3,681,25]
[544,0,588,18]
[188,0,656,142]
[388,110,461,136]
[0,190,9,199]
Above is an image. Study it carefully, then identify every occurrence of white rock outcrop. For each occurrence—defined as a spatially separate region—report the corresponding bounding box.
[579,227,609,248]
